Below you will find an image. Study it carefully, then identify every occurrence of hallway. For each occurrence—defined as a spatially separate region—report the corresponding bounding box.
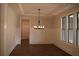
[10,40,71,56]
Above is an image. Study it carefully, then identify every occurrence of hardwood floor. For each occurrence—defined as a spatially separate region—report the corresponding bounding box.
[10,39,71,56]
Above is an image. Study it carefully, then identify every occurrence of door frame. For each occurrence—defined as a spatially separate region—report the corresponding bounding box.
[20,18,30,44]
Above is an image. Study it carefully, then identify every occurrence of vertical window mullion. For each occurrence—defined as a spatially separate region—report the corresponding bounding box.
[66,16,69,47]
[74,13,78,47]
[61,18,63,40]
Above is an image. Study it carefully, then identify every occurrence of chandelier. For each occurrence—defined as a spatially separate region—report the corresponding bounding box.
[33,9,44,29]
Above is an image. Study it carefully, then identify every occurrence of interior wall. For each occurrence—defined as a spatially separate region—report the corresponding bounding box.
[30,16,53,44]
[6,5,20,55]
[52,6,79,56]
[21,20,29,40]
[0,4,20,56]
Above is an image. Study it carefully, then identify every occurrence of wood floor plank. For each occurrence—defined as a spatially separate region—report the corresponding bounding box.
[10,39,71,56]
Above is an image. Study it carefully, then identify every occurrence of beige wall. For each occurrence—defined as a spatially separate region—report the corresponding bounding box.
[21,20,29,40]
[52,6,79,56]
[6,5,19,55]
[0,4,21,56]
[30,16,53,44]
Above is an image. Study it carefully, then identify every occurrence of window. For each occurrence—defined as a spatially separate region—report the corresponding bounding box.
[77,13,79,45]
[68,14,74,44]
[61,12,79,47]
[61,16,67,42]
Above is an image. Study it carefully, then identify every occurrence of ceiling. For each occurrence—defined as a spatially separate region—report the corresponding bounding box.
[8,3,79,16]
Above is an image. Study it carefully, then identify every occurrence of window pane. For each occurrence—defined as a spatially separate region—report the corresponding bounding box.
[69,15,74,44]
[78,13,79,45]
[78,13,79,29]
[62,30,67,41]
[62,16,66,30]
[69,30,74,44]
[61,16,67,42]
[69,15,74,29]
[78,30,79,45]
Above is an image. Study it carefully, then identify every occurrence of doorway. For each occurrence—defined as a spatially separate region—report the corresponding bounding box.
[21,20,29,46]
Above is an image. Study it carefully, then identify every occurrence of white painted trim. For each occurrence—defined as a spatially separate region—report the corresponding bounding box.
[18,3,24,15]
[1,4,8,56]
